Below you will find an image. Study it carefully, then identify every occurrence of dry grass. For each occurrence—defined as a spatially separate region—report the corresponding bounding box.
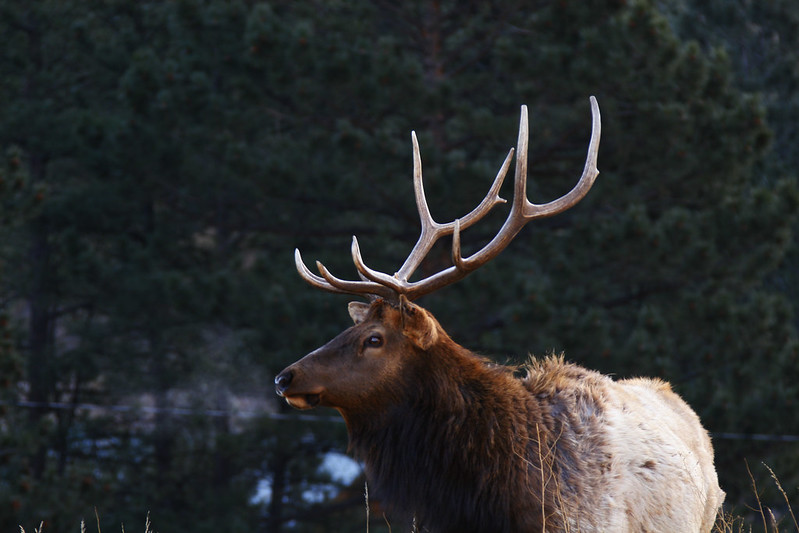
[17,464,797,533]
[713,463,799,533]
[19,511,153,533]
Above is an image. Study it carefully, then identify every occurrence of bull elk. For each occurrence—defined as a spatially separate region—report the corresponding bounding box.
[275,97,724,532]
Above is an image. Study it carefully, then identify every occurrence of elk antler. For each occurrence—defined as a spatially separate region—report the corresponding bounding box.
[295,96,601,302]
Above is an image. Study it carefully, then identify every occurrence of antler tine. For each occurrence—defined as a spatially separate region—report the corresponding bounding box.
[392,131,440,282]
[521,95,601,219]
[395,131,512,283]
[294,248,395,300]
[457,148,512,227]
[351,236,404,293]
[451,96,601,277]
[295,249,342,292]
[316,258,398,300]
[411,131,436,234]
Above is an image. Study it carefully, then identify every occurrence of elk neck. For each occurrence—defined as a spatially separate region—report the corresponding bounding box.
[340,334,551,532]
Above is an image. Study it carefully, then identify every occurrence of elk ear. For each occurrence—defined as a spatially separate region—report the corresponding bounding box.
[399,297,438,349]
[348,301,371,324]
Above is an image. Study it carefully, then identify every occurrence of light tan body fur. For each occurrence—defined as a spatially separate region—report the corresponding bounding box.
[523,357,723,532]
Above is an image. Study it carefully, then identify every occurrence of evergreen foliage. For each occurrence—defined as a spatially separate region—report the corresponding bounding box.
[663,0,799,513]
[0,0,797,530]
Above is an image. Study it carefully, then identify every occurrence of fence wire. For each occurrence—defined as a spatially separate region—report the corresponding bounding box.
[5,400,799,441]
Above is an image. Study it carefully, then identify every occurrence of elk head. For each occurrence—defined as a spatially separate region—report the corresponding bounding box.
[274,297,445,414]
[276,97,601,413]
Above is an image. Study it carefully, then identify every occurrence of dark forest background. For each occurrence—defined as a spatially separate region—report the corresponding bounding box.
[1,0,798,531]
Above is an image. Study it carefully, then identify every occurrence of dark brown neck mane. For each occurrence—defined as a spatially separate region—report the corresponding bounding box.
[343,338,555,533]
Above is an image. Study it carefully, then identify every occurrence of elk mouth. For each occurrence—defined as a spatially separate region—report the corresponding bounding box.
[284,393,321,410]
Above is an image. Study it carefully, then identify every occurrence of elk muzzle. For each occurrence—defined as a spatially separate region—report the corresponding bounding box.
[274,366,323,409]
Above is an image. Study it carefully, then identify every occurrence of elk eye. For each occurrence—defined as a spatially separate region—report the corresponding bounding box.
[364,334,383,348]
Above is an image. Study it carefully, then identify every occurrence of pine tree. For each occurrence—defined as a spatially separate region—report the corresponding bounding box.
[660,0,799,511]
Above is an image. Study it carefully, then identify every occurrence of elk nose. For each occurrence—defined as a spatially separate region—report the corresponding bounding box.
[275,370,293,396]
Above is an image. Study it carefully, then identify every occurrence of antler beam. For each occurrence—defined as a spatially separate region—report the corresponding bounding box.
[295,96,601,302]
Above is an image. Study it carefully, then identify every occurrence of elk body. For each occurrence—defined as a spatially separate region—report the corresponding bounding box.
[275,98,724,532]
